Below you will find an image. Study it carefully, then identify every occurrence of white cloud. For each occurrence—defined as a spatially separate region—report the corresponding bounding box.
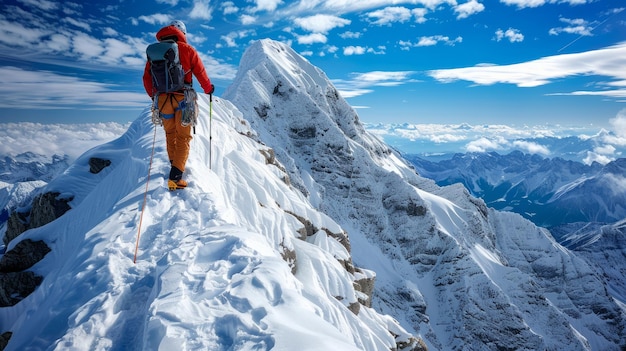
[332,70,415,98]
[62,17,92,32]
[102,27,119,37]
[412,8,428,23]
[549,17,593,36]
[552,90,626,98]
[583,151,613,165]
[343,45,366,55]
[500,0,592,9]
[364,6,430,25]
[495,28,524,42]
[294,14,350,33]
[366,7,412,25]
[340,31,361,39]
[417,35,462,46]
[222,2,239,15]
[0,122,129,162]
[0,66,149,110]
[594,144,616,155]
[45,33,71,52]
[157,0,179,5]
[428,42,626,92]
[352,71,415,83]
[610,110,626,138]
[220,30,256,48]
[196,53,239,80]
[250,0,283,12]
[0,19,48,45]
[341,45,385,55]
[281,0,454,15]
[429,133,467,143]
[454,0,485,19]
[297,33,328,44]
[100,38,136,64]
[602,109,626,146]
[241,14,257,25]
[512,140,550,155]
[16,0,58,11]
[189,0,213,20]
[137,14,171,25]
[73,33,104,59]
[337,88,374,98]
[466,137,508,152]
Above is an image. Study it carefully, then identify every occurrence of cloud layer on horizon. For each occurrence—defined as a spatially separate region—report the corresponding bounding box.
[366,109,626,165]
[0,122,129,162]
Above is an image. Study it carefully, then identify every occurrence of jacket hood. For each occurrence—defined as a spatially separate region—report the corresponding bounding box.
[156,25,187,43]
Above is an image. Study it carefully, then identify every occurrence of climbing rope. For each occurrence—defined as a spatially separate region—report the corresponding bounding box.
[133,124,158,263]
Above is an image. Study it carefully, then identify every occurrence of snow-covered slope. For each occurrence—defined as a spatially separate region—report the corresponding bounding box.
[224,39,626,350]
[407,151,626,227]
[0,95,417,348]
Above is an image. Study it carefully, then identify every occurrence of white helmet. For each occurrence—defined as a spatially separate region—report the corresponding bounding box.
[170,20,186,35]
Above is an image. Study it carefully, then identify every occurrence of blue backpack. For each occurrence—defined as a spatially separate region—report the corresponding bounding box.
[146,40,185,94]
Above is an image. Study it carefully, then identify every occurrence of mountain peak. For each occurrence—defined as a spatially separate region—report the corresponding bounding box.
[225,38,626,350]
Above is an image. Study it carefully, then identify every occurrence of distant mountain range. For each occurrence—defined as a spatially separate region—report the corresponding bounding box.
[406,151,626,228]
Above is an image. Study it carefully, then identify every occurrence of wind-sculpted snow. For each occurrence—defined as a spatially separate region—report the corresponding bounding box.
[0,94,416,349]
[224,39,626,350]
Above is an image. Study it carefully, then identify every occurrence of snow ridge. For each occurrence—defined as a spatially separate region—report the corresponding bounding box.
[0,95,415,349]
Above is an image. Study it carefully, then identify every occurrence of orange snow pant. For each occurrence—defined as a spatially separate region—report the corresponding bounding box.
[158,93,192,174]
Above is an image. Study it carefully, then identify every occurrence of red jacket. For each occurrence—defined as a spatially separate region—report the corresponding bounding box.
[143,25,213,96]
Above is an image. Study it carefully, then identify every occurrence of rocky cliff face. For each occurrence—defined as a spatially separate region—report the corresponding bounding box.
[556,220,626,304]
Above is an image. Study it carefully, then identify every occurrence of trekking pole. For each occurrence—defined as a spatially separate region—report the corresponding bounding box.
[133,124,158,264]
[209,93,213,170]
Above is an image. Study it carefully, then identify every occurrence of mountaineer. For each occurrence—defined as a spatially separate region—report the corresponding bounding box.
[143,20,214,190]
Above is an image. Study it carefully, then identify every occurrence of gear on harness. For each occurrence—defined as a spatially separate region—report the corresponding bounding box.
[181,88,198,127]
[150,88,198,128]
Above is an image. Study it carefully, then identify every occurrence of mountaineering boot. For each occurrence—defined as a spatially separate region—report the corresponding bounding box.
[168,179,187,191]
[168,166,186,190]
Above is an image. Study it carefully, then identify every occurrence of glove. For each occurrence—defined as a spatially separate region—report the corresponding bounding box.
[206,84,215,95]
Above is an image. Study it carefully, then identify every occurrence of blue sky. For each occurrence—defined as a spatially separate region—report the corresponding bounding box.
[1,0,625,128]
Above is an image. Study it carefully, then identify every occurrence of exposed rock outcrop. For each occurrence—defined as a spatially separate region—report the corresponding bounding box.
[88,157,111,174]
[0,271,43,307]
[0,239,51,272]
[0,332,12,351]
[4,191,72,245]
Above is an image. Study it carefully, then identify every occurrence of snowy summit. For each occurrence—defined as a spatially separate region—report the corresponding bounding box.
[1,39,625,351]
